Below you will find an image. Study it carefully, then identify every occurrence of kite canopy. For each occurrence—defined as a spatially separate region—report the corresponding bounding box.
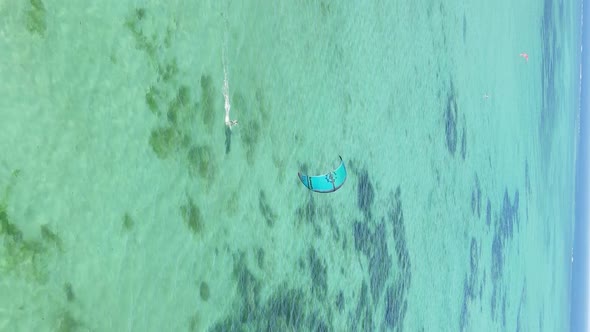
[298,156,347,193]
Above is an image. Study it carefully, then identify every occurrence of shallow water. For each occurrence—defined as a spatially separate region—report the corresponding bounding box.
[0,0,580,331]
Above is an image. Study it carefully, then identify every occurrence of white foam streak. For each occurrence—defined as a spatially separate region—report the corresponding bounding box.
[222,45,237,129]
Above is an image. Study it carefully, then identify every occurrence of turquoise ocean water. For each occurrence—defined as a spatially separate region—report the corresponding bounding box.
[0,0,581,331]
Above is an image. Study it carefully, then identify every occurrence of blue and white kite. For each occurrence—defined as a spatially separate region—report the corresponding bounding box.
[298,156,347,193]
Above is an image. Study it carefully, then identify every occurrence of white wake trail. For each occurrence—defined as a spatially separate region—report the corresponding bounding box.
[222,41,237,129]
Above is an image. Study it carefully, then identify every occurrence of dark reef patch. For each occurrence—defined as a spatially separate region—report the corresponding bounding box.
[350,282,373,332]
[240,117,261,166]
[513,190,520,225]
[258,190,277,227]
[327,213,341,244]
[26,0,47,36]
[263,288,305,331]
[255,88,271,126]
[255,248,265,270]
[295,193,319,234]
[307,311,330,332]
[295,195,318,224]
[459,278,469,331]
[232,252,261,324]
[200,281,210,301]
[122,212,134,232]
[444,82,458,156]
[224,126,232,154]
[389,188,410,278]
[145,86,159,115]
[159,61,179,84]
[0,176,63,284]
[356,169,374,220]
[347,185,411,331]
[335,291,345,313]
[539,0,559,163]
[308,247,328,299]
[209,249,335,332]
[64,282,75,302]
[40,224,63,252]
[383,187,411,331]
[486,199,491,227]
[460,126,467,160]
[491,233,503,283]
[166,83,189,124]
[233,91,262,166]
[352,220,371,256]
[200,75,216,130]
[149,126,177,159]
[295,190,340,243]
[180,196,203,235]
[368,222,391,304]
[516,282,526,332]
[460,237,481,331]
[499,189,519,239]
[351,221,392,307]
[524,159,531,195]
[187,144,216,180]
[55,310,84,332]
[470,173,481,218]
[469,238,479,286]
[490,187,520,320]
[127,8,224,176]
[1,210,21,243]
[384,281,408,330]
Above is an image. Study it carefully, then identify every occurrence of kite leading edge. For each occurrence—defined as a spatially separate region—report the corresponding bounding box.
[298,156,347,193]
